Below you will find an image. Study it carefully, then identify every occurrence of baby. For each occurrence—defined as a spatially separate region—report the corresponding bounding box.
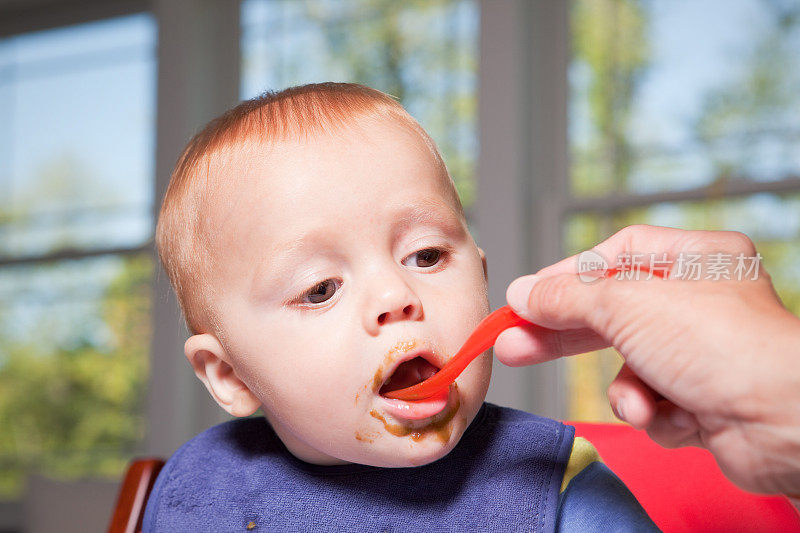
[143,83,657,531]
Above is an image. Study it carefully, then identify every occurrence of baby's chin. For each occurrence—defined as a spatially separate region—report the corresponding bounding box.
[341,395,486,468]
[270,359,491,468]
[347,419,469,468]
[351,363,491,467]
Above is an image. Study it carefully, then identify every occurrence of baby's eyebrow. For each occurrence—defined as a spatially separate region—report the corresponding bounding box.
[390,200,465,237]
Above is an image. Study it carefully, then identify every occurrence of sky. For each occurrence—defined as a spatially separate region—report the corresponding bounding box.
[569,0,800,195]
[0,14,156,256]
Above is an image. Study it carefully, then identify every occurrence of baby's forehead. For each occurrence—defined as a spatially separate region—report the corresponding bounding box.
[213,124,458,210]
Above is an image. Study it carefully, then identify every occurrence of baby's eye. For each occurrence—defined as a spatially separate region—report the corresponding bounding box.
[403,248,444,269]
[302,279,340,304]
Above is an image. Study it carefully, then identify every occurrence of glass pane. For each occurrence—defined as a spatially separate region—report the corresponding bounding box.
[0,14,156,500]
[0,253,152,498]
[570,0,800,198]
[563,193,800,421]
[0,14,157,258]
[241,0,479,209]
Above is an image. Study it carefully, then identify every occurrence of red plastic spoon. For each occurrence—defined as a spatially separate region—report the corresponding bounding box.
[383,305,527,401]
[383,266,667,401]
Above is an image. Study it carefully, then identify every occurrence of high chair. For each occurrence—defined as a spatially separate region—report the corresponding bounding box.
[107,458,164,533]
[571,422,800,532]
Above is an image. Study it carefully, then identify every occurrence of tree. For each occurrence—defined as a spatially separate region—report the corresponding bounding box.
[298,0,478,207]
[566,0,650,422]
[571,0,649,197]
[0,151,151,497]
[693,1,800,316]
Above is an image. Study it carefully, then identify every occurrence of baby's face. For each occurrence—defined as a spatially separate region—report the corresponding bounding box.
[206,119,491,467]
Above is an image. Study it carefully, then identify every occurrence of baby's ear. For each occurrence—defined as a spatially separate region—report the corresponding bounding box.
[184,334,261,417]
[478,247,488,282]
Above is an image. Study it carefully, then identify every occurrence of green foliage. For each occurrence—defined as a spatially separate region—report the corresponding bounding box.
[300,0,478,207]
[572,0,649,196]
[0,254,151,498]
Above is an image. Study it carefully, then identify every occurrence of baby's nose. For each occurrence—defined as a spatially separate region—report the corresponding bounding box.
[377,304,417,325]
[364,279,423,335]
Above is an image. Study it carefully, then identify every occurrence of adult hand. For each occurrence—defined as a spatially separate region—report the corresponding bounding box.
[495,225,800,497]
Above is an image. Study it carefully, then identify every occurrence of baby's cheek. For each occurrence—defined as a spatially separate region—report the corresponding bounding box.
[285,359,360,410]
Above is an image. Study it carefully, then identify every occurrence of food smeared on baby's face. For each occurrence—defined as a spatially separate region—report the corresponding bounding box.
[354,431,374,444]
[369,392,460,444]
[353,338,463,445]
[372,340,419,392]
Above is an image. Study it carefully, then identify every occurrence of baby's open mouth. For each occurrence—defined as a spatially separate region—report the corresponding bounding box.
[379,357,440,397]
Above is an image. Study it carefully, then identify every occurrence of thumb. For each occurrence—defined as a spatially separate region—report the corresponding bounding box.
[506,273,605,331]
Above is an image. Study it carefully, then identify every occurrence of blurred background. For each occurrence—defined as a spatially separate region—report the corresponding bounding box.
[1,0,799,530]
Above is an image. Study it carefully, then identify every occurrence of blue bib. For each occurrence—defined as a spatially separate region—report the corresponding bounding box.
[144,403,574,532]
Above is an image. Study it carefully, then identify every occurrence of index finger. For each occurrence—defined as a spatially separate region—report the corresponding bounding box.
[494,323,610,367]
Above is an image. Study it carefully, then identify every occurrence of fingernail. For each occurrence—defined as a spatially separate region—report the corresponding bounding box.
[507,275,540,314]
[615,399,627,422]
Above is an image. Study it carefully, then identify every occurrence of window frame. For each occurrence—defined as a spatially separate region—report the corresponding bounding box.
[0,0,240,527]
[477,0,570,418]
[0,1,154,528]
[559,0,800,422]
[8,4,795,525]
[480,0,800,422]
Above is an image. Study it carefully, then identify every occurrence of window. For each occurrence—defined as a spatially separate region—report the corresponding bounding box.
[0,14,156,498]
[567,0,800,421]
[241,0,479,210]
